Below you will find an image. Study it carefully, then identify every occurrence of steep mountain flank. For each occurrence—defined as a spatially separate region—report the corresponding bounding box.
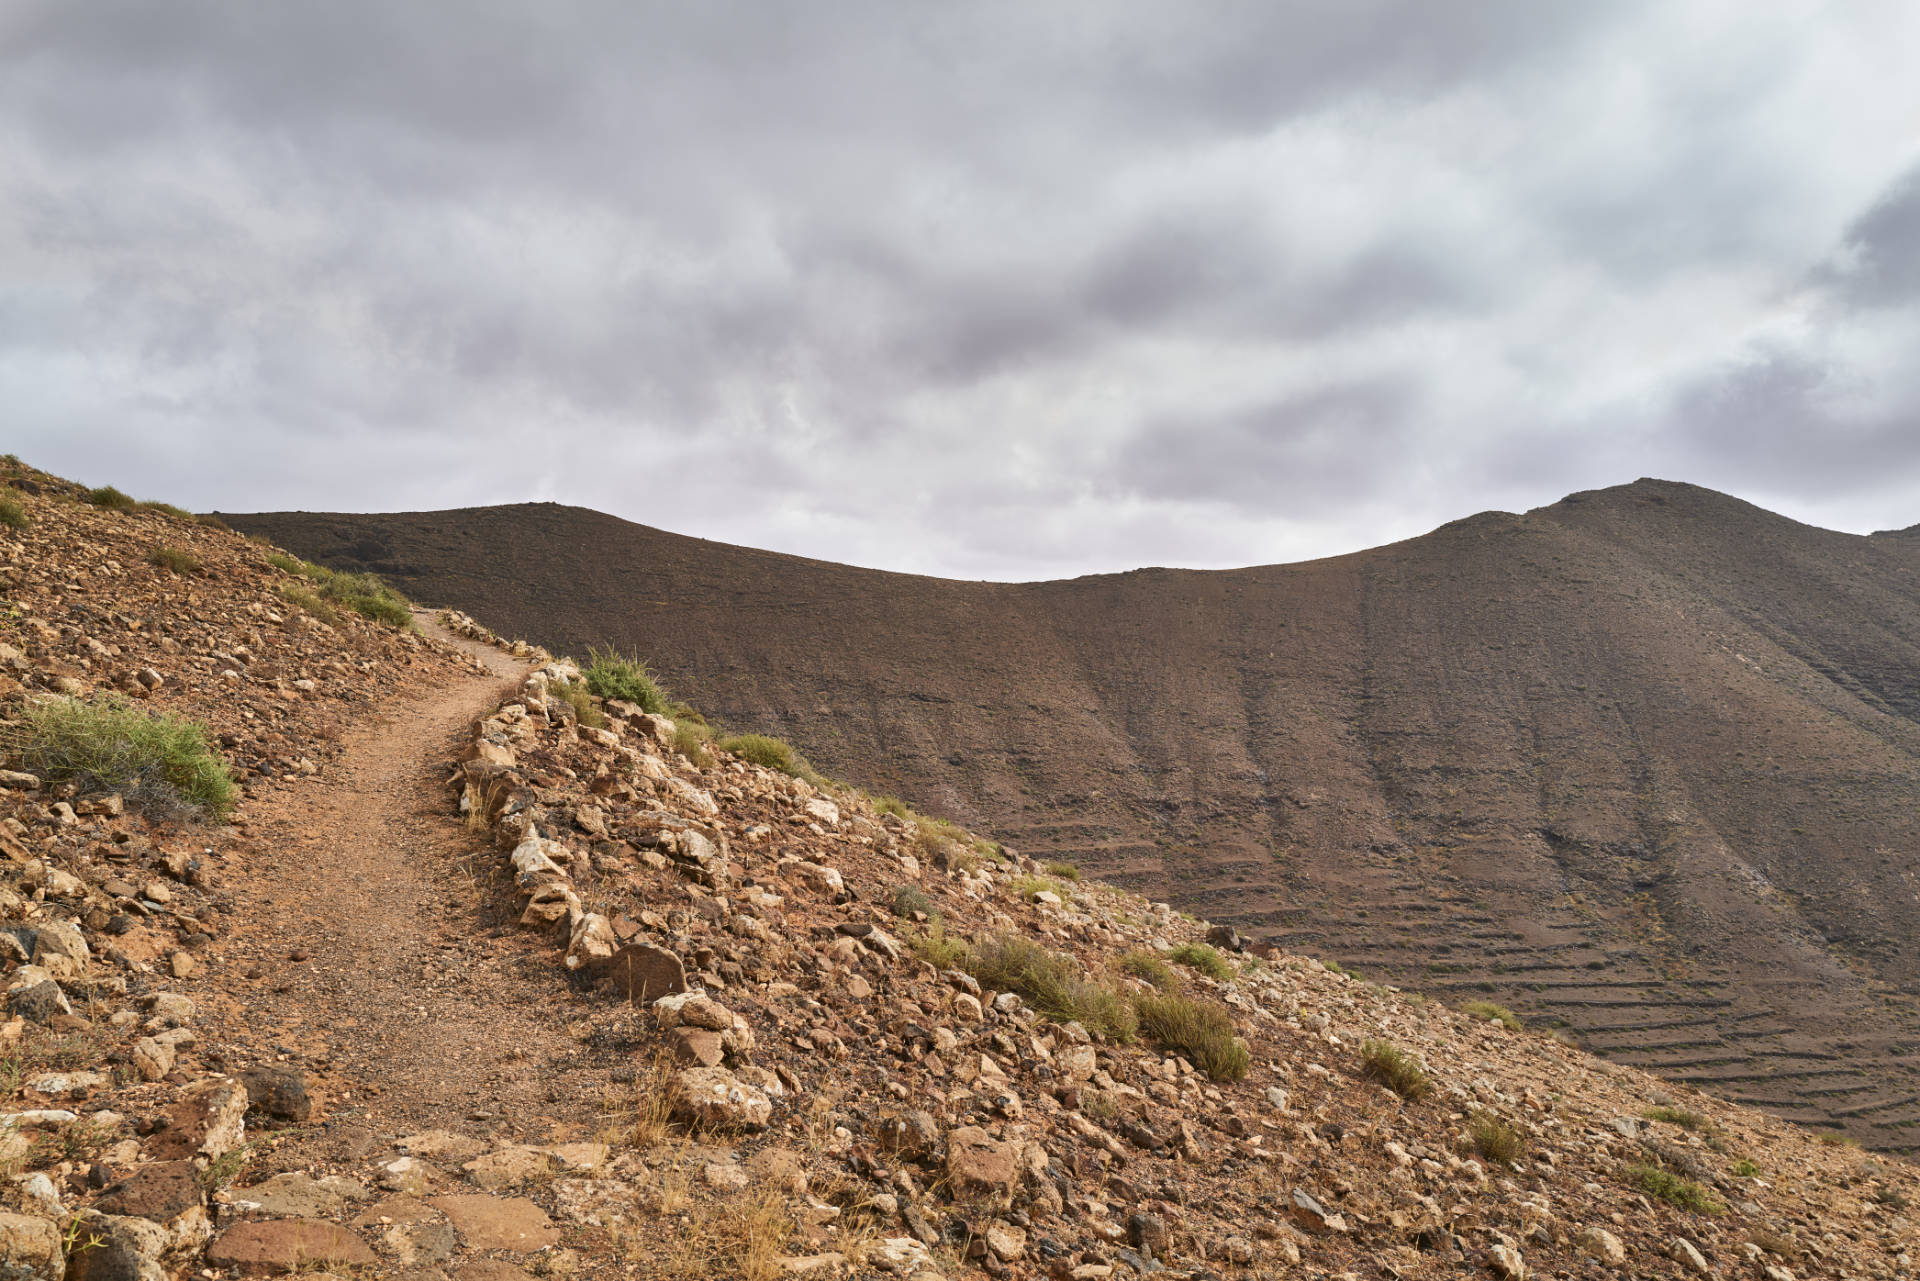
[226,481,1920,1151]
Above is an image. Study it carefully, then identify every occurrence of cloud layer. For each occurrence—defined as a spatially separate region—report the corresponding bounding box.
[5,2,1920,577]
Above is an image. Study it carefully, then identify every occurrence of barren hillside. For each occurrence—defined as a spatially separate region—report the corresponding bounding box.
[229,480,1920,1151]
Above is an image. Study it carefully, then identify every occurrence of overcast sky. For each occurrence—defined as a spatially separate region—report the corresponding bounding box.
[6,3,1920,579]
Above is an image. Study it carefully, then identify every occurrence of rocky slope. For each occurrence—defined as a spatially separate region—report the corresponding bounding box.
[227,481,1920,1151]
[0,457,1913,1280]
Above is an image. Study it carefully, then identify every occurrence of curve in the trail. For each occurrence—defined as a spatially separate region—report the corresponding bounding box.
[197,619,613,1149]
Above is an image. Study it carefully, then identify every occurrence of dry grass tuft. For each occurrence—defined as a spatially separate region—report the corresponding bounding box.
[1360,1039,1433,1100]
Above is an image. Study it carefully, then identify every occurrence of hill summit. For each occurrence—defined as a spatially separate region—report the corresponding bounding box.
[230,480,1920,1154]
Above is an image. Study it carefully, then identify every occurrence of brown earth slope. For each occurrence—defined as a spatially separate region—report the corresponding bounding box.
[226,480,1920,1151]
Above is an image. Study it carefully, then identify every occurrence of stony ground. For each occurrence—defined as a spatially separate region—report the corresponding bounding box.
[0,461,1914,1281]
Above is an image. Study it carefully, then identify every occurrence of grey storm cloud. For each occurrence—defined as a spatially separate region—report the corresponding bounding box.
[5,2,1920,578]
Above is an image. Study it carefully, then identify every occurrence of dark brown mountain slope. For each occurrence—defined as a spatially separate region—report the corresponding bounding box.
[225,479,1920,1150]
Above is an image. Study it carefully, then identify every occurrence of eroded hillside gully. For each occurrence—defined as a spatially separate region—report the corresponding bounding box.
[0,461,1913,1281]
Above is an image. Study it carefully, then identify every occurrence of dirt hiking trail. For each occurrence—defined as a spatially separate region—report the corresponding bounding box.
[195,615,614,1162]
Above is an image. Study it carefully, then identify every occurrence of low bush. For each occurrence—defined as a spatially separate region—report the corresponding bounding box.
[671,720,714,768]
[720,733,827,786]
[966,932,1136,1041]
[85,486,136,511]
[1732,1158,1760,1178]
[1628,1164,1723,1214]
[263,554,411,627]
[550,678,606,729]
[871,794,912,820]
[1460,1000,1523,1030]
[1119,950,1179,989]
[1873,1186,1909,1210]
[1470,1111,1524,1166]
[1359,1039,1433,1101]
[318,570,412,627]
[906,921,968,970]
[889,884,936,920]
[276,583,341,626]
[0,494,26,530]
[1169,941,1234,981]
[1132,989,1250,1081]
[147,546,200,576]
[1009,873,1069,902]
[136,501,193,520]
[1045,860,1081,881]
[195,513,231,531]
[5,696,235,819]
[1814,1131,1858,1147]
[1644,1106,1706,1130]
[584,647,668,713]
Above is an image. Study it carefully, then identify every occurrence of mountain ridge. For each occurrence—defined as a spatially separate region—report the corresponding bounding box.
[226,478,1920,1149]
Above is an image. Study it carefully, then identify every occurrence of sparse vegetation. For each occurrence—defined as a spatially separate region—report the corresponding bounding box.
[671,719,714,768]
[584,646,668,713]
[719,733,827,786]
[871,794,911,820]
[1732,1158,1760,1178]
[965,932,1136,1041]
[0,494,27,530]
[196,513,231,531]
[262,552,413,627]
[276,582,341,626]
[1628,1164,1724,1214]
[1169,941,1233,981]
[1461,1000,1523,1030]
[888,884,935,920]
[550,676,606,729]
[147,545,200,576]
[136,501,194,520]
[1814,1130,1858,1147]
[1009,873,1069,902]
[1119,949,1179,989]
[1045,860,1081,881]
[4,695,235,819]
[1132,989,1250,1081]
[905,921,968,970]
[1360,1039,1433,1100]
[1644,1105,1707,1130]
[1470,1111,1524,1166]
[84,485,136,511]
[1872,1186,1909,1210]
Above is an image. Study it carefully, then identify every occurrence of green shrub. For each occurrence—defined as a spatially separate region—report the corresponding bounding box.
[583,647,667,713]
[671,719,714,768]
[906,921,968,970]
[1628,1164,1723,1214]
[889,884,936,920]
[263,554,410,627]
[1119,950,1179,989]
[1470,1112,1524,1166]
[1732,1158,1760,1178]
[1169,941,1233,982]
[1359,1039,1433,1101]
[5,696,235,819]
[719,732,826,786]
[871,795,912,820]
[0,495,27,530]
[965,932,1136,1041]
[136,501,193,520]
[85,486,136,511]
[277,582,342,626]
[318,570,412,627]
[1009,873,1068,902]
[1132,990,1250,1081]
[1045,861,1081,881]
[1644,1105,1707,1130]
[147,546,200,576]
[550,677,606,729]
[1461,1000,1523,1030]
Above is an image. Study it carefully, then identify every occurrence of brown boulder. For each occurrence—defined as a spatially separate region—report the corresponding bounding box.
[205,1219,377,1275]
